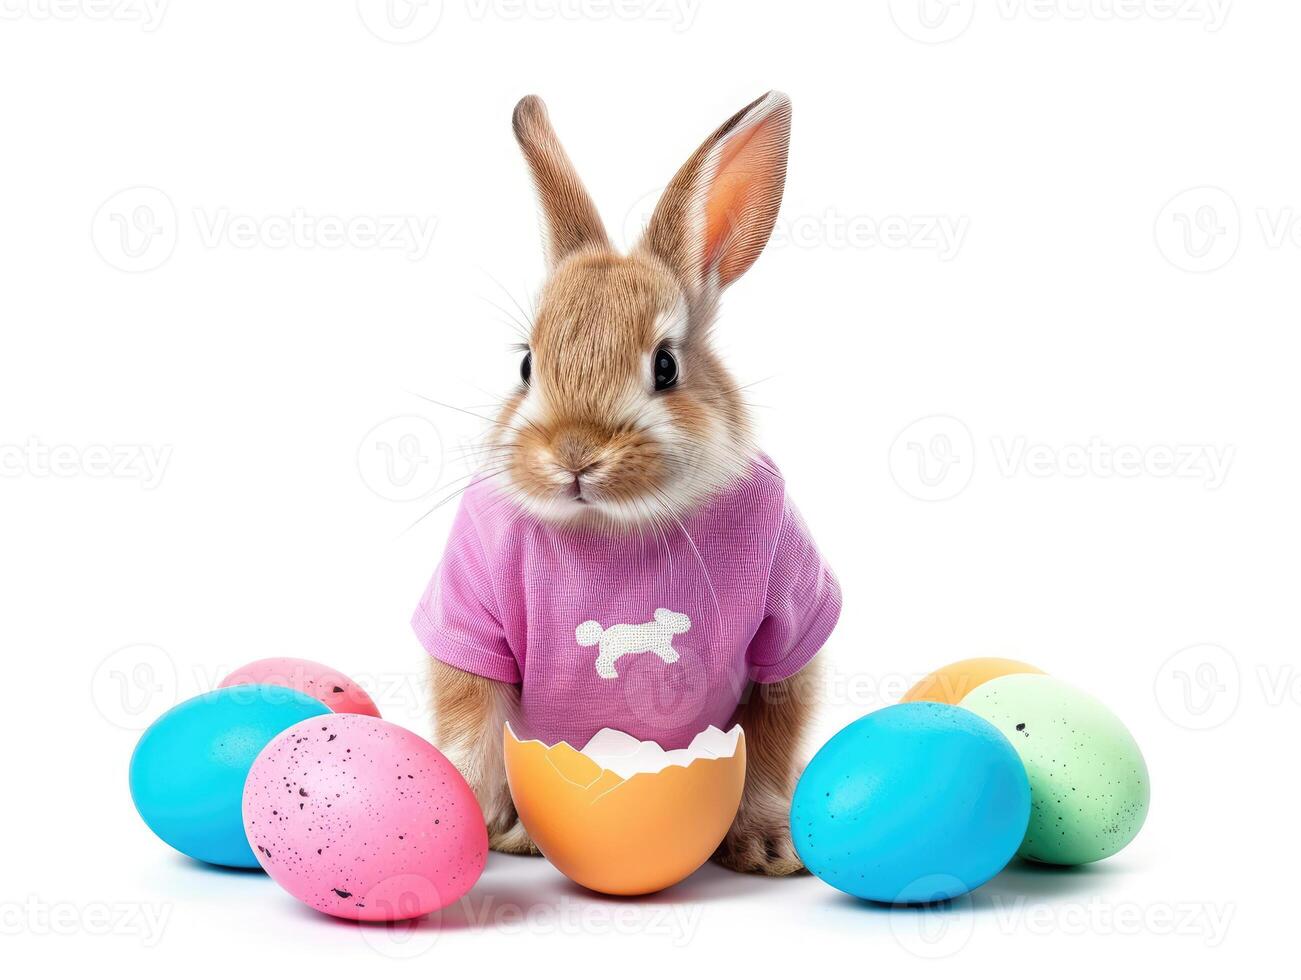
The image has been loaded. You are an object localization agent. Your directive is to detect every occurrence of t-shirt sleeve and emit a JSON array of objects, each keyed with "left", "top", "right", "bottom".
[
  {"left": 746, "top": 496, "right": 842, "bottom": 684},
  {"left": 411, "top": 499, "right": 521, "bottom": 684}
]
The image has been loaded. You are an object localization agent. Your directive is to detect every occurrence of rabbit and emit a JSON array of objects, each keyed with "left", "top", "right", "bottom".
[{"left": 418, "top": 92, "right": 840, "bottom": 875}]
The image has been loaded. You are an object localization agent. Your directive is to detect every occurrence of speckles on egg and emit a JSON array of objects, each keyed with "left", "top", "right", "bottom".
[
  {"left": 960, "top": 674, "right": 1150, "bottom": 866},
  {"left": 218, "top": 658, "right": 383, "bottom": 718},
  {"left": 242, "top": 714, "right": 488, "bottom": 921}
]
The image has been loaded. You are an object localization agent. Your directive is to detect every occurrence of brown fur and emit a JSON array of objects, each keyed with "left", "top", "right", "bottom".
[
  {"left": 431, "top": 92, "right": 819, "bottom": 875},
  {"left": 430, "top": 659, "right": 538, "bottom": 855},
  {"left": 512, "top": 96, "right": 609, "bottom": 268},
  {"left": 504, "top": 249, "right": 749, "bottom": 518},
  {"left": 641, "top": 92, "right": 792, "bottom": 293},
  {"left": 714, "top": 660, "right": 821, "bottom": 875}
]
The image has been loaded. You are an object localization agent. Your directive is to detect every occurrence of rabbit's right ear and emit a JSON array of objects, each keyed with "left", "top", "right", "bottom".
[
  {"left": 639, "top": 91, "right": 791, "bottom": 300},
  {"left": 513, "top": 95, "right": 610, "bottom": 269}
]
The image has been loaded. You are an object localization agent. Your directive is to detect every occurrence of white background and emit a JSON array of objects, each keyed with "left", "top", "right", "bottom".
[{"left": 1, "top": 0, "right": 1292, "bottom": 974}]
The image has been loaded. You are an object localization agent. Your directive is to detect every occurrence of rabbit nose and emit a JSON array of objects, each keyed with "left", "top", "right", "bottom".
[
  {"left": 563, "top": 463, "right": 599, "bottom": 499},
  {"left": 550, "top": 427, "right": 605, "bottom": 475},
  {"left": 547, "top": 434, "right": 602, "bottom": 500}
]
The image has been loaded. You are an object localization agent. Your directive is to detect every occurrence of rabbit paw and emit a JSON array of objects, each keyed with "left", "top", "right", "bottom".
[
  {"left": 489, "top": 818, "right": 540, "bottom": 856},
  {"left": 713, "top": 815, "right": 804, "bottom": 876}
]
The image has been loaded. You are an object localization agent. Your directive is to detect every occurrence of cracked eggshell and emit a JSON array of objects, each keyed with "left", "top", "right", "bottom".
[
  {"left": 960, "top": 674, "right": 1150, "bottom": 866},
  {"left": 503, "top": 724, "right": 745, "bottom": 896},
  {"left": 218, "top": 657, "right": 381, "bottom": 717},
  {"left": 243, "top": 714, "right": 487, "bottom": 921}
]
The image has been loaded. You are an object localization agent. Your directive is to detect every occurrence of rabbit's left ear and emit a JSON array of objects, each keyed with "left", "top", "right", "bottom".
[
  {"left": 513, "top": 95, "right": 610, "bottom": 269},
  {"left": 639, "top": 91, "right": 791, "bottom": 298}
]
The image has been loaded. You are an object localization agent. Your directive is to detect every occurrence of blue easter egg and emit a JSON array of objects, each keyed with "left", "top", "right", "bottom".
[
  {"left": 129, "top": 684, "right": 330, "bottom": 867},
  {"left": 791, "top": 702, "right": 1030, "bottom": 903}
]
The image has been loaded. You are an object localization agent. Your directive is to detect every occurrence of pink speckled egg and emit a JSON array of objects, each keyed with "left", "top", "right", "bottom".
[
  {"left": 242, "top": 714, "right": 487, "bottom": 921},
  {"left": 219, "top": 658, "right": 381, "bottom": 717}
]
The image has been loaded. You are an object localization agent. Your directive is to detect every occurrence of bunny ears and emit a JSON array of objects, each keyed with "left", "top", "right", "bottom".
[
  {"left": 512, "top": 92, "right": 792, "bottom": 300},
  {"left": 512, "top": 96, "right": 610, "bottom": 269},
  {"left": 641, "top": 91, "right": 791, "bottom": 295}
]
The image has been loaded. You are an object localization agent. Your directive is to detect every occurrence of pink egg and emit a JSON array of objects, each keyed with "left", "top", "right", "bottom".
[
  {"left": 242, "top": 714, "right": 488, "bottom": 921},
  {"left": 219, "top": 657, "right": 381, "bottom": 717}
]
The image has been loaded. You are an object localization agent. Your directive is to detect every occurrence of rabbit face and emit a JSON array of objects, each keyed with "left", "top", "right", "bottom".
[
  {"left": 493, "top": 93, "right": 791, "bottom": 527},
  {"left": 499, "top": 249, "right": 750, "bottom": 525}
]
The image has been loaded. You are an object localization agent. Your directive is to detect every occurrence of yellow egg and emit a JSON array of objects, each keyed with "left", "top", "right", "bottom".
[
  {"left": 503, "top": 724, "right": 745, "bottom": 896},
  {"left": 902, "top": 657, "right": 1045, "bottom": 705}
]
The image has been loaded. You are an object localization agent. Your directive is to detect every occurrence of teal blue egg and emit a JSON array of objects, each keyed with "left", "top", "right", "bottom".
[
  {"left": 129, "top": 685, "right": 330, "bottom": 867},
  {"left": 791, "top": 702, "right": 1030, "bottom": 903}
]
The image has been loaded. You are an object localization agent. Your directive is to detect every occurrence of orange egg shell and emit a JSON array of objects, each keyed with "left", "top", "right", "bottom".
[
  {"left": 902, "top": 657, "right": 1046, "bottom": 705},
  {"left": 503, "top": 726, "right": 746, "bottom": 896}
]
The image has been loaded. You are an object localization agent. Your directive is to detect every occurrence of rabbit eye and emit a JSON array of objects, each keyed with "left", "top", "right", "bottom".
[
  {"left": 520, "top": 350, "right": 532, "bottom": 386},
  {"left": 653, "top": 347, "right": 678, "bottom": 391}
]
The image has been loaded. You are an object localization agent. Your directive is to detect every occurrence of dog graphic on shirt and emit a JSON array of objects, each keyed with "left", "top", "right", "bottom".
[{"left": 576, "top": 608, "right": 691, "bottom": 679}]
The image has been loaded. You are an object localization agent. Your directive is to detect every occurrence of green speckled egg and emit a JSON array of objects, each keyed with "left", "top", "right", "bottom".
[{"left": 960, "top": 674, "right": 1149, "bottom": 865}]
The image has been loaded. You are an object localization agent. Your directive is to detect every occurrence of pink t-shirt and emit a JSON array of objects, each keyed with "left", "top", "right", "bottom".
[{"left": 411, "top": 457, "right": 840, "bottom": 750}]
